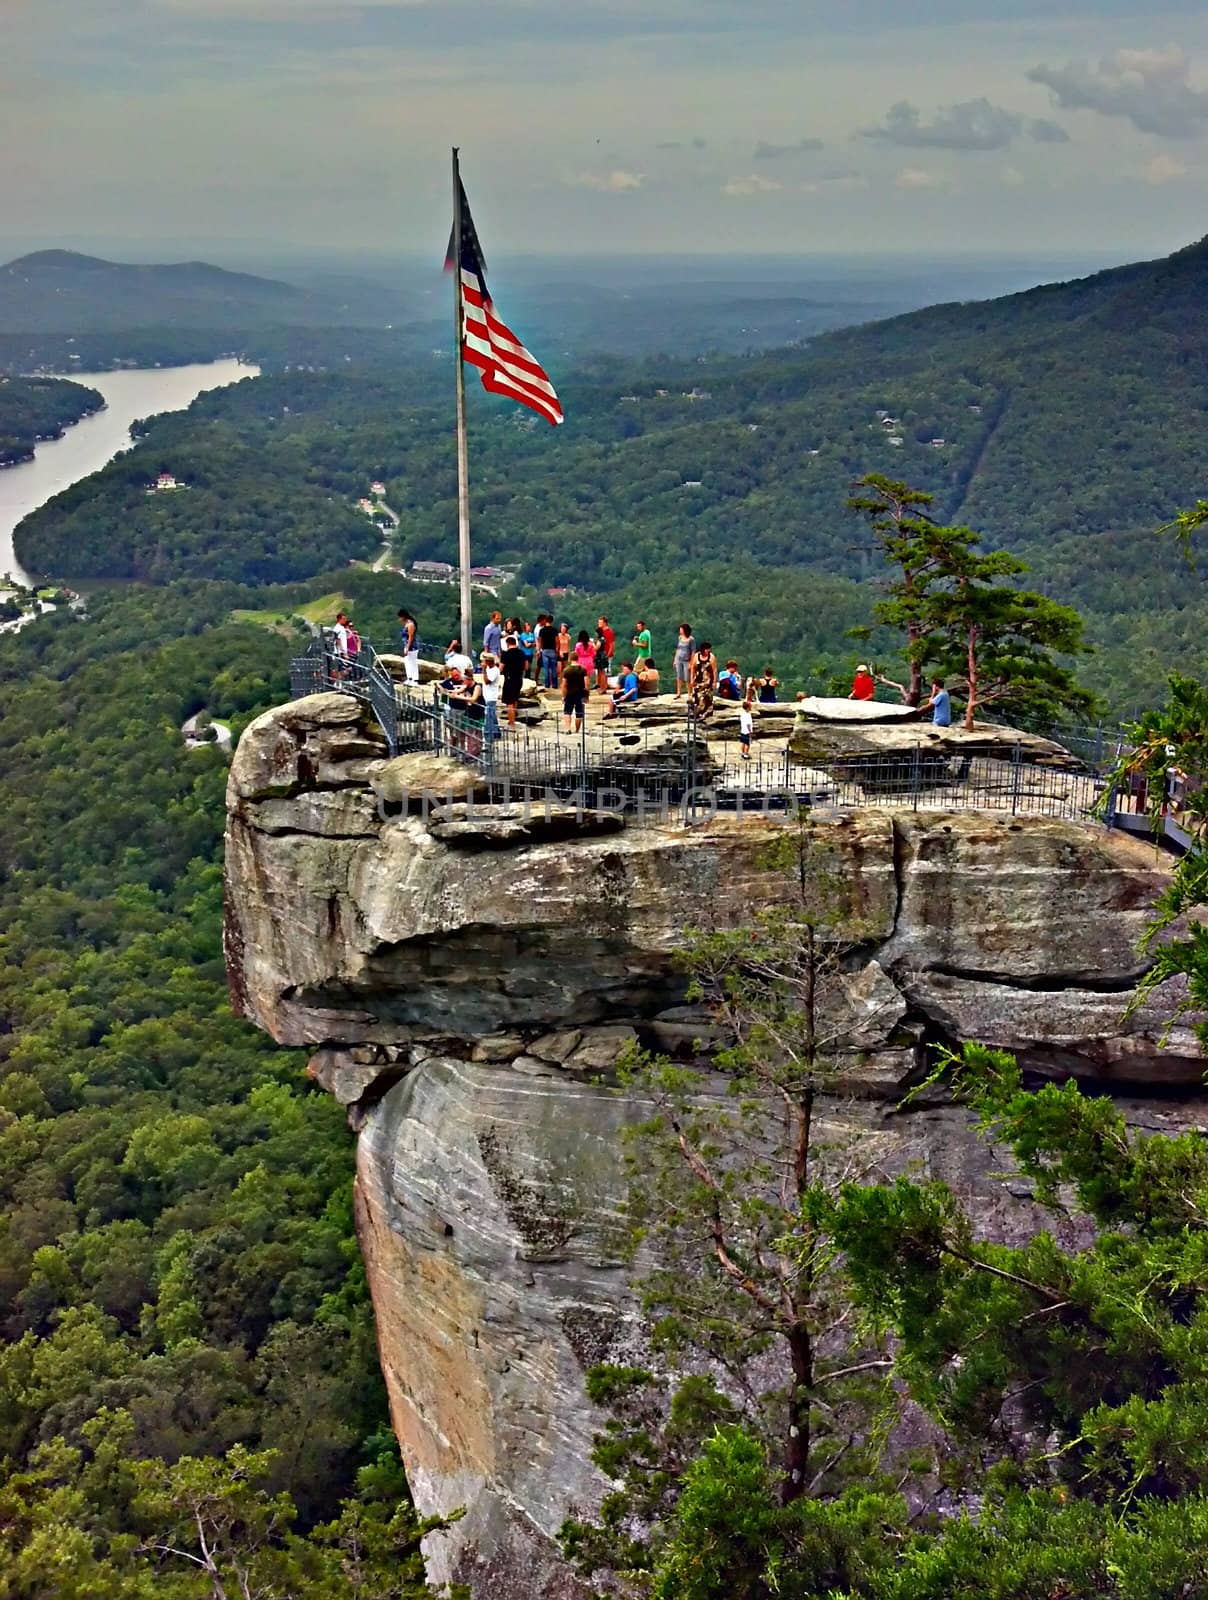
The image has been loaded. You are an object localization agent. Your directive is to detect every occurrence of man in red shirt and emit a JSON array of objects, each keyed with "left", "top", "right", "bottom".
[
  {"left": 596, "top": 616, "right": 616, "bottom": 690},
  {"left": 849, "top": 663, "right": 876, "bottom": 701}
]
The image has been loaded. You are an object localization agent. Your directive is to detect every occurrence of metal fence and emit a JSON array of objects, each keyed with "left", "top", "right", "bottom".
[
  {"left": 287, "top": 644, "right": 1108, "bottom": 828},
  {"left": 289, "top": 636, "right": 401, "bottom": 755}
]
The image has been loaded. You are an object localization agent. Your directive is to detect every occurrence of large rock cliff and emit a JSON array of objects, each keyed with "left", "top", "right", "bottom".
[{"left": 224, "top": 694, "right": 1202, "bottom": 1596}]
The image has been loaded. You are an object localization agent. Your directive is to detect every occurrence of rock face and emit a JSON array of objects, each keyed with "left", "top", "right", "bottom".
[{"left": 224, "top": 694, "right": 1203, "bottom": 1596}]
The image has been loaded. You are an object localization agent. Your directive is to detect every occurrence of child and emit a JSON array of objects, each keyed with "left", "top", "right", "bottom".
[{"left": 739, "top": 696, "right": 754, "bottom": 761}]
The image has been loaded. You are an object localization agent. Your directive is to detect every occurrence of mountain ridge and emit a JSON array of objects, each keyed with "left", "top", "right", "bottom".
[{"left": 0, "top": 249, "right": 387, "bottom": 332}]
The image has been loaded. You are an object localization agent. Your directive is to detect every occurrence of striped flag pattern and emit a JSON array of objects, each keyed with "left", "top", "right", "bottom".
[{"left": 446, "top": 179, "right": 563, "bottom": 427}]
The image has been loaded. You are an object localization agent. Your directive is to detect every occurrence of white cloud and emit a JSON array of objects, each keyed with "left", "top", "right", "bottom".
[
  {"left": 563, "top": 169, "right": 645, "bottom": 191},
  {"left": 1001, "top": 164, "right": 1025, "bottom": 186},
  {"left": 721, "top": 173, "right": 783, "bottom": 195},
  {"left": 896, "top": 166, "right": 944, "bottom": 189},
  {"left": 1029, "top": 47, "right": 1208, "bottom": 138},
  {"left": 1134, "top": 151, "right": 1189, "bottom": 185}
]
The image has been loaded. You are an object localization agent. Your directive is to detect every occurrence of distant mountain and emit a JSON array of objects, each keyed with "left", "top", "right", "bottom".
[
  {"left": 13, "top": 233, "right": 1208, "bottom": 709},
  {"left": 0, "top": 250, "right": 398, "bottom": 333}
]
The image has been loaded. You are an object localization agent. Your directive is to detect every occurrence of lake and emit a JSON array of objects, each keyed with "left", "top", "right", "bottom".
[{"left": 0, "top": 358, "right": 258, "bottom": 586}]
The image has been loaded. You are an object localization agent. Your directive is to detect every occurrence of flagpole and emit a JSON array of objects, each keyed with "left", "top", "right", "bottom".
[{"left": 452, "top": 147, "right": 473, "bottom": 657}]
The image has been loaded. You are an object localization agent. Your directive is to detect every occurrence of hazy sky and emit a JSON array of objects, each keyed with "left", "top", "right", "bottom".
[{"left": 6, "top": 0, "right": 1208, "bottom": 260}]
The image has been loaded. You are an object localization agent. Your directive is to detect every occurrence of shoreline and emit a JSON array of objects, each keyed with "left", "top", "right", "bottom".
[{"left": 0, "top": 399, "right": 109, "bottom": 469}]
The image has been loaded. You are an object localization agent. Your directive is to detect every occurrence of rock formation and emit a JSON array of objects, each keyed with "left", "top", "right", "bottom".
[{"left": 224, "top": 692, "right": 1203, "bottom": 1596}]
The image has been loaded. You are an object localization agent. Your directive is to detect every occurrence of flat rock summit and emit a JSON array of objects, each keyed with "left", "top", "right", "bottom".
[{"left": 224, "top": 691, "right": 1204, "bottom": 1596}]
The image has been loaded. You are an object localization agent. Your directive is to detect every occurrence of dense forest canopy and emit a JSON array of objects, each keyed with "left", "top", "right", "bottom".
[
  {"left": 14, "top": 232, "right": 1208, "bottom": 709},
  {"left": 0, "top": 585, "right": 465, "bottom": 1593},
  {"left": 0, "top": 374, "right": 105, "bottom": 468}
]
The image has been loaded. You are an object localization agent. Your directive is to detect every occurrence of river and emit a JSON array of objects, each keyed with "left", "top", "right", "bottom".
[{"left": 0, "top": 358, "right": 258, "bottom": 587}]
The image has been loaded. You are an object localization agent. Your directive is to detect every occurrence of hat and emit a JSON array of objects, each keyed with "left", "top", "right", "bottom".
[{"left": 857, "top": 663, "right": 870, "bottom": 674}]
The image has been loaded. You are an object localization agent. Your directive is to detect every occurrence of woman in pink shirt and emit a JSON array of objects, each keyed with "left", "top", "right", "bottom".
[{"left": 574, "top": 630, "right": 596, "bottom": 690}]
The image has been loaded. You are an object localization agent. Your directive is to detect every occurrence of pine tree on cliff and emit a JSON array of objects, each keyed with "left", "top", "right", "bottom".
[
  {"left": 560, "top": 819, "right": 905, "bottom": 1583},
  {"left": 850, "top": 473, "right": 1092, "bottom": 731},
  {"left": 563, "top": 797, "right": 1208, "bottom": 1597}
]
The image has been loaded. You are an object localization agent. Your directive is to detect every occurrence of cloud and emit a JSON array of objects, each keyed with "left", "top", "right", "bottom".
[
  {"left": 1135, "top": 151, "right": 1189, "bottom": 185},
  {"left": 861, "top": 97, "right": 1070, "bottom": 152},
  {"left": 656, "top": 136, "right": 707, "bottom": 150},
  {"left": 801, "top": 169, "right": 867, "bottom": 193},
  {"left": 1028, "top": 47, "right": 1208, "bottom": 138},
  {"left": 896, "top": 166, "right": 944, "bottom": 189},
  {"left": 721, "top": 173, "right": 783, "bottom": 196},
  {"left": 563, "top": 169, "right": 645, "bottom": 191},
  {"left": 1029, "top": 117, "right": 1071, "bottom": 144},
  {"left": 753, "top": 136, "right": 824, "bottom": 160},
  {"left": 1001, "top": 164, "right": 1025, "bottom": 186}
]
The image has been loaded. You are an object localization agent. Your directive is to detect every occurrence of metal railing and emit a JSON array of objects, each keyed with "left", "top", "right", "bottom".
[
  {"left": 287, "top": 650, "right": 1108, "bottom": 828},
  {"left": 289, "top": 637, "right": 401, "bottom": 755}
]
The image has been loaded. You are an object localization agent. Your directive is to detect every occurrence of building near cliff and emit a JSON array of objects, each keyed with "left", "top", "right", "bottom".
[{"left": 224, "top": 690, "right": 1202, "bottom": 1598}]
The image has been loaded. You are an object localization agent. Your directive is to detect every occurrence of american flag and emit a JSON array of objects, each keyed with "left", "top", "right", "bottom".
[{"left": 446, "top": 177, "right": 563, "bottom": 427}]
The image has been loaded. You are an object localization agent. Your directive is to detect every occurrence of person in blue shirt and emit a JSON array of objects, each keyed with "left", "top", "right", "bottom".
[
  {"left": 926, "top": 677, "right": 952, "bottom": 727},
  {"left": 481, "top": 610, "right": 502, "bottom": 659},
  {"left": 602, "top": 661, "right": 640, "bottom": 719}
]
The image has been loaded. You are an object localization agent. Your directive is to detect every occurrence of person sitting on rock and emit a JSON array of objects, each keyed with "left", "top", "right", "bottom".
[
  {"left": 717, "top": 660, "right": 743, "bottom": 701},
  {"left": 603, "top": 661, "right": 640, "bottom": 719}
]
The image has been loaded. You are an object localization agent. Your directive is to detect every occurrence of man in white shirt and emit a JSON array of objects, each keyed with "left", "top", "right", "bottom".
[
  {"left": 329, "top": 618, "right": 353, "bottom": 680},
  {"left": 444, "top": 638, "right": 474, "bottom": 676}
]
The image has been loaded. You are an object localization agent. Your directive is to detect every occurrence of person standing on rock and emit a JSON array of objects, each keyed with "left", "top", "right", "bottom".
[
  {"left": 849, "top": 662, "right": 876, "bottom": 701},
  {"left": 556, "top": 621, "right": 572, "bottom": 685},
  {"left": 562, "top": 654, "right": 588, "bottom": 735},
  {"left": 926, "top": 677, "right": 952, "bottom": 727},
  {"left": 594, "top": 625, "right": 612, "bottom": 693},
  {"left": 632, "top": 619, "right": 652, "bottom": 671},
  {"left": 397, "top": 610, "right": 419, "bottom": 685},
  {"left": 481, "top": 652, "right": 502, "bottom": 741},
  {"left": 754, "top": 665, "right": 779, "bottom": 703},
  {"left": 574, "top": 629, "right": 596, "bottom": 687},
  {"left": 482, "top": 610, "right": 502, "bottom": 661},
  {"left": 739, "top": 694, "right": 754, "bottom": 760},
  {"left": 501, "top": 633, "right": 526, "bottom": 729},
  {"left": 596, "top": 616, "right": 616, "bottom": 682},
  {"left": 673, "top": 622, "right": 695, "bottom": 698},
  {"left": 689, "top": 640, "right": 717, "bottom": 722},
  {"left": 519, "top": 619, "right": 535, "bottom": 679},
  {"left": 537, "top": 614, "right": 559, "bottom": 691}
]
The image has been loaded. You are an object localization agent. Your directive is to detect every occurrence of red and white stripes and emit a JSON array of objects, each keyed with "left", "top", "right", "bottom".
[{"left": 460, "top": 268, "right": 563, "bottom": 427}]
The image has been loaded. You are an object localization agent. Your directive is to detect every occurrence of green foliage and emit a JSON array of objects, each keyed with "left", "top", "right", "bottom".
[
  {"left": 0, "top": 374, "right": 104, "bottom": 469},
  {"left": 13, "top": 246, "right": 1208, "bottom": 709},
  {"left": 849, "top": 474, "right": 1092, "bottom": 728},
  {"left": 1103, "top": 672, "right": 1208, "bottom": 1043},
  {"left": 567, "top": 892, "right": 1208, "bottom": 1599},
  {"left": 0, "top": 585, "right": 454, "bottom": 1592}
]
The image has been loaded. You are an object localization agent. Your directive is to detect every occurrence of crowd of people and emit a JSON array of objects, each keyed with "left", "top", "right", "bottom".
[{"left": 327, "top": 611, "right": 955, "bottom": 744}]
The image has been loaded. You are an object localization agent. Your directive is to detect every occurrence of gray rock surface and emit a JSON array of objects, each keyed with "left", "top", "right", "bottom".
[{"left": 223, "top": 693, "right": 1205, "bottom": 1596}]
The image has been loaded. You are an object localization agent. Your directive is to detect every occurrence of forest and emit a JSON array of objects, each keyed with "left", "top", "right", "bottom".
[
  {"left": 0, "top": 585, "right": 462, "bottom": 1595},
  {"left": 0, "top": 375, "right": 105, "bottom": 468},
  {"left": 13, "top": 235, "right": 1208, "bottom": 710}
]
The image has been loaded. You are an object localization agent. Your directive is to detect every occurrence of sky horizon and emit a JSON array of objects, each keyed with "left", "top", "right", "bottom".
[{"left": 7, "top": 1, "right": 1208, "bottom": 260}]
